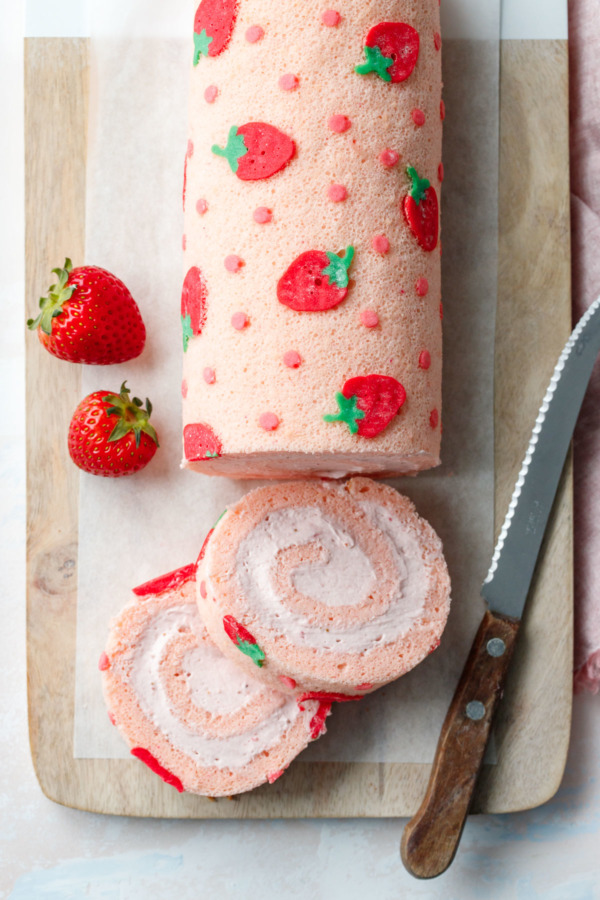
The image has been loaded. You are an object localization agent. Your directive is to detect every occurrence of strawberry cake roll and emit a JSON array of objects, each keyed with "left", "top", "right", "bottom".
[
  {"left": 101, "top": 564, "right": 332, "bottom": 796},
  {"left": 196, "top": 478, "right": 451, "bottom": 697},
  {"left": 181, "top": 0, "right": 443, "bottom": 478}
]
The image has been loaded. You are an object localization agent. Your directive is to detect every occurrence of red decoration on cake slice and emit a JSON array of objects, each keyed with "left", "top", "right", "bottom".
[
  {"left": 193, "top": 0, "right": 239, "bottom": 64},
  {"left": 223, "top": 615, "right": 266, "bottom": 667},
  {"left": 277, "top": 246, "right": 355, "bottom": 311},
  {"left": 324, "top": 375, "right": 406, "bottom": 438},
  {"left": 297, "top": 691, "right": 364, "bottom": 703},
  {"left": 355, "top": 22, "right": 420, "bottom": 83},
  {"left": 184, "top": 423, "right": 223, "bottom": 460},
  {"left": 133, "top": 564, "right": 197, "bottom": 598},
  {"left": 212, "top": 123, "right": 295, "bottom": 181},
  {"left": 402, "top": 166, "right": 439, "bottom": 252},
  {"left": 131, "top": 747, "right": 185, "bottom": 792},
  {"left": 181, "top": 266, "right": 208, "bottom": 352},
  {"left": 309, "top": 702, "right": 332, "bottom": 739}
]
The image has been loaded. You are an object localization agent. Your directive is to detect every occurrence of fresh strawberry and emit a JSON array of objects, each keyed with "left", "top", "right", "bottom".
[
  {"left": 278, "top": 246, "right": 355, "bottom": 312},
  {"left": 212, "top": 123, "right": 295, "bottom": 181},
  {"left": 193, "top": 0, "right": 239, "bottom": 64},
  {"left": 27, "top": 259, "right": 145, "bottom": 365},
  {"left": 223, "top": 615, "right": 265, "bottom": 667},
  {"left": 68, "top": 382, "right": 159, "bottom": 477},
  {"left": 181, "top": 266, "right": 208, "bottom": 352},
  {"left": 183, "top": 422, "right": 223, "bottom": 460},
  {"left": 324, "top": 374, "right": 406, "bottom": 438},
  {"left": 355, "top": 22, "right": 420, "bottom": 83},
  {"left": 403, "top": 166, "right": 439, "bottom": 252}
]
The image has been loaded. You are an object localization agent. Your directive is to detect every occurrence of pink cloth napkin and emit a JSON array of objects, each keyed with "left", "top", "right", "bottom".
[{"left": 569, "top": 0, "right": 600, "bottom": 693}]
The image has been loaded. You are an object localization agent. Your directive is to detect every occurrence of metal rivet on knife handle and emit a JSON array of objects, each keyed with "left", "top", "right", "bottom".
[
  {"left": 486, "top": 638, "right": 506, "bottom": 657},
  {"left": 465, "top": 701, "right": 486, "bottom": 721}
]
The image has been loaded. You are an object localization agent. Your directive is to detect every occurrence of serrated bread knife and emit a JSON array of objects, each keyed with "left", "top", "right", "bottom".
[{"left": 401, "top": 293, "right": 600, "bottom": 879}]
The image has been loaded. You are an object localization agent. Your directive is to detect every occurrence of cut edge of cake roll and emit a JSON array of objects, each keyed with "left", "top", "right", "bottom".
[
  {"left": 100, "top": 564, "right": 332, "bottom": 797},
  {"left": 181, "top": 0, "right": 443, "bottom": 480},
  {"left": 196, "top": 477, "right": 451, "bottom": 698}
]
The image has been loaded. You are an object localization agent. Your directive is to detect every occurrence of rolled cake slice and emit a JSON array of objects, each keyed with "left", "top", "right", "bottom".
[
  {"left": 182, "top": 0, "right": 443, "bottom": 478},
  {"left": 196, "top": 478, "right": 451, "bottom": 697},
  {"left": 101, "top": 564, "right": 331, "bottom": 796}
]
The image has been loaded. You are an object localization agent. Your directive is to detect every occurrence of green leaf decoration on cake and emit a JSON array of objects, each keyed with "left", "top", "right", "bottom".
[
  {"left": 193, "top": 29, "right": 213, "bottom": 66},
  {"left": 322, "top": 246, "right": 355, "bottom": 289},
  {"left": 323, "top": 392, "right": 366, "bottom": 435}
]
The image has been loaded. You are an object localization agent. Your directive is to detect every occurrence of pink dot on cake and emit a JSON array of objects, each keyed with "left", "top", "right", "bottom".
[
  {"left": 225, "top": 255, "right": 243, "bottom": 273},
  {"left": 245, "top": 25, "right": 264, "bottom": 43},
  {"left": 372, "top": 234, "right": 390, "bottom": 255},
  {"left": 328, "top": 183, "right": 347, "bottom": 202},
  {"left": 360, "top": 309, "right": 379, "bottom": 328},
  {"left": 259, "top": 412, "right": 280, "bottom": 431},
  {"left": 416, "top": 277, "right": 429, "bottom": 297},
  {"left": 283, "top": 350, "right": 302, "bottom": 368},
  {"left": 430, "top": 409, "right": 439, "bottom": 428},
  {"left": 412, "top": 108, "right": 426, "bottom": 127},
  {"left": 440, "top": 100, "right": 446, "bottom": 120},
  {"left": 181, "top": 379, "right": 188, "bottom": 399},
  {"left": 379, "top": 148, "right": 399, "bottom": 167},
  {"left": 196, "top": 198, "right": 208, "bottom": 215},
  {"left": 231, "top": 312, "right": 249, "bottom": 330},
  {"left": 419, "top": 350, "right": 431, "bottom": 370},
  {"left": 98, "top": 651, "right": 110, "bottom": 672},
  {"left": 434, "top": 32, "right": 442, "bottom": 50},
  {"left": 438, "top": 162, "right": 444, "bottom": 182},
  {"left": 322, "top": 9, "right": 340, "bottom": 26},
  {"left": 204, "top": 85, "right": 218, "bottom": 104},
  {"left": 279, "top": 73, "right": 299, "bottom": 91},
  {"left": 203, "top": 367, "right": 216, "bottom": 384},
  {"left": 328, "top": 114, "right": 351, "bottom": 133},
  {"left": 253, "top": 206, "right": 272, "bottom": 224}
]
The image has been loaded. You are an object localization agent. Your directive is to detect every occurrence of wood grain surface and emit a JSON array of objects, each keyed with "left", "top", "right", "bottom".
[{"left": 26, "top": 38, "right": 572, "bottom": 818}]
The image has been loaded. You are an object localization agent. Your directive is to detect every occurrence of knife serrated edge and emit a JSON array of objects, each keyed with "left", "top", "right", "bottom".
[{"left": 484, "top": 296, "right": 600, "bottom": 585}]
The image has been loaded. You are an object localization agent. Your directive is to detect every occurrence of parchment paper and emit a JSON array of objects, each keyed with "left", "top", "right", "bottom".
[{"left": 74, "top": 0, "right": 500, "bottom": 763}]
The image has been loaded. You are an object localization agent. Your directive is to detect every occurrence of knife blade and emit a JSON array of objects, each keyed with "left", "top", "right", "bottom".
[{"left": 401, "top": 293, "right": 600, "bottom": 880}]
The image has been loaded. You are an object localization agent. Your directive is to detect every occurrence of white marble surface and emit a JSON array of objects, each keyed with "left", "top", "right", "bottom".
[{"left": 3, "top": 1, "right": 600, "bottom": 898}]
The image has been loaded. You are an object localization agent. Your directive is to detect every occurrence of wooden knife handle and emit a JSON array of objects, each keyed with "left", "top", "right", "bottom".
[{"left": 401, "top": 609, "right": 520, "bottom": 879}]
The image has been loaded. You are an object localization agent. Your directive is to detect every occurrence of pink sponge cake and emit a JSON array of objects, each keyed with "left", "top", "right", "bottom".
[
  {"left": 101, "top": 564, "right": 332, "bottom": 796},
  {"left": 181, "top": 0, "right": 443, "bottom": 479},
  {"left": 196, "top": 478, "right": 451, "bottom": 698}
]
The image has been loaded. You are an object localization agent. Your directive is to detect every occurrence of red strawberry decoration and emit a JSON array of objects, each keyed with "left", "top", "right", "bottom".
[
  {"left": 131, "top": 747, "right": 184, "bottom": 792},
  {"left": 193, "top": 0, "right": 239, "bottom": 64},
  {"left": 183, "top": 422, "right": 223, "bottom": 460},
  {"left": 133, "top": 564, "right": 197, "bottom": 598},
  {"left": 223, "top": 615, "right": 265, "bottom": 667},
  {"left": 27, "top": 259, "right": 145, "bottom": 365},
  {"left": 181, "top": 266, "right": 208, "bottom": 352},
  {"left": 309, "top": 702, "right": 332, "bottom": 740},
  {"left": 355, "top": 22, "right": 420, "bottom": 83},
  {"left": 324, "top": 375, "right": 406, "bottom": 438},
  {"left": 278, "top": 246, "right": 355, "bottom": 312},
  {"left": 212, "top": 123, "right": 295, "bottom": 181},
  {"left": 403, "top": 166, "right": 439, "bottom": 252},
  {"left": 68, "top": 382, "right": 159, "bottom": 477}
]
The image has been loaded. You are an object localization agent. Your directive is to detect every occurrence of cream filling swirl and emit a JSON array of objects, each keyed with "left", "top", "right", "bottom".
[
  {"left": 235, "top": 502, "right": 430, "bottom": 653},
  {"left": 125, "top": 604, "right": 300, "bottom": 769}
]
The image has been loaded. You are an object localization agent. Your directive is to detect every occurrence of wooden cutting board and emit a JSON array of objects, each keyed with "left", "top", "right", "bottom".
[{"left": 25, "top": 37, "right": 572, "bottom": 818}]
